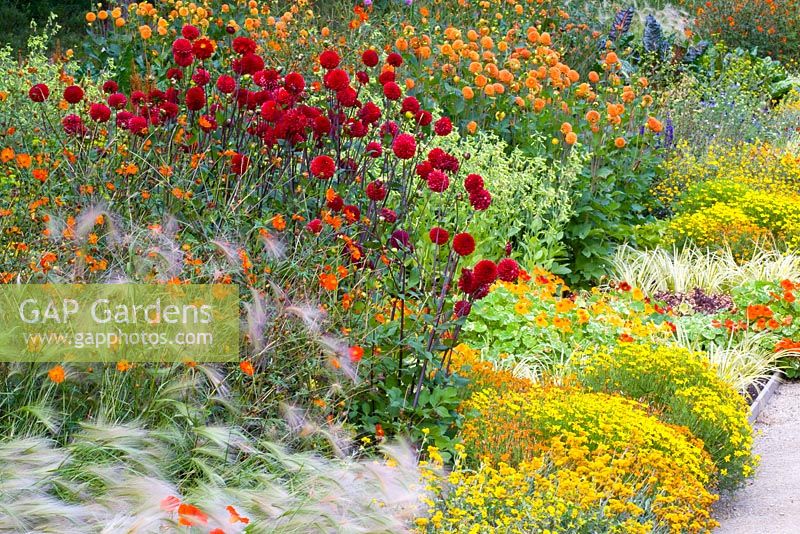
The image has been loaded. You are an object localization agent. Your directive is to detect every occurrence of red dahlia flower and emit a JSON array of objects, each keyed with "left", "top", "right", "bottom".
[
  {"left": 464, "top": 173, "right": 484, "bottom": 193},
  {"left": 63, "top": 85, "right": 84, "bottom": 104},
  {"left": 232, "top": 36, "right": 257, "bottom": 55},
  {"left": 429, "top": 227, "right": 450, "bottom": 245},
  {"left": 284, "top": 72, "right": 305, "bottom": 94},
  {"left": 392, "top": 133, "right": 416, "bottom": 159},
  {"left": 383, "top": 82, "right": 401, "bottom": 100},
  {"left": 171, "top": 38, "right": 194, "bottom": 67},
  {"left": 453, "top": 233, "right": 476, "bottom": 256},
  {"left": 62, "top": 114, "right": 85, "bottom": 136},
  {"left": 192, "top": 38, "right": 215, "bottom": 60},
  {"left": 497, "top": 258, "right": 521, "bottom": 282},
  {"left": 102, "top": 80, "right": 118, "bottom": 93},
  {"left": 469, "top": 189, "right": 492, "bottom": 210},
  {"left": 310, "top": 155, "right": 336, "bottom": 179},
  {"left": 29, "top": 83, "right": 50, "bottom": 102},
  {"left": 319, "top": 49, "right": 341, "bottom": 70},
  {"left": 323, "top": 69, "right": 350, "bottom": 91},
  {"left": 454, "top": 300, "right": 472, "bottom": 317},
  {"left": 362, "top": 49, "right": 379, "bottom": 67},
  {"left": 216, "top": 75, "right": 236, "bottom": 94},
  {"left": 387, "top": 52, "right": 403, "bottom": 67},
  {"left": 185, "top": 87, "right": 206, "bottom": 111},
  {"left": 181, "top": 24, "right": 200, "bottom": 40},
  {"left": 366, "top": 180, "right": 388, "bottom": 201},
  {"left": 427, "top": 170, "right": 450, "bottom": 193},
  {"left": 89, "top": 103, "right": 111, "bottom": 122},
  {"left": 306, "top": 219, "right": 323, "bottom": 234},
  {"left": 434, "top": 117, "right": 453, "bottom": 136},
  {"left": 473, "top": 260, "right": 498, "bottom": 286}
]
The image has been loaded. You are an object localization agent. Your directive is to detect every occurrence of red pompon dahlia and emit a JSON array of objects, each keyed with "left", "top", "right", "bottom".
[
  {"left": 232, "top": 36, "right": 257, "bottom": 55},
  {"left": 231, "top": 153, "right": 250, "bottom": 175},
  {"left": 497, "top": 258, "right": 521, "bottom": 282},
  {"left": 366, "top": 180, "right": 388, "bottom": 201},
  {"left": 380, "top": 208, "right": 398, "bottom": 223},
  {"left": 108, "top": 92, "right": 127, "bottom": 109},
  {"left": 427, "top": 170, "right": 450, "bottom": 193},
  {"left": 464, "top": 173, "right": 484, "bottom": 193},
  {"left": 387, "top": 52, "right": 403, "bottom": 67},
  {"left": 383, "top": 82, "right": 401, "bottom": 101},
  {"left": 61, "top": 114, "right": 85, "bottom": 136},
  {"left": 323, "top": 69, "right": 350, "bottom": 91},
  {"left": 127, "top": 115, "right": 148, "bottom": 135},
  {"left": 63, "top": 85, "right": 84, "bottom": 104},
  {"left": 473, "top": 260, "right": 498, "bottom": 286},
  {"left": 454, "top": 300, "right": 472, "bottom": 317},
  {"left": 319, "top": 49, "right": 341, "bottom": 70},
  {"left": 434, "top": 117, "right": 453, "bottom": 136},
  {"left": 362, "top": 49, "right": 379, "bottom": 67},
  {"left": 389, "top": 229, "right": 412, "bottom": 250},
  {"left": 89, "top": 103, "right": 111, "bottom": 122},
  {"left": 401, "top": 96, "right": 420, "bottom": 114},
  {"left": 192, "top": 68, "right": 211, "bottom": 86},
  {"left": 453, "top": 233, "right": 476, "bottom": 256},
  {"left": 102, "top": 80, "right": 118, "bottom": 94},
  {"left": 306, "top": 219, "right": 323, "bottom": 234},
  {"left": 458, "top": 268, "right": 475, "bottom": 293},
  {"left": 284, "top": 72, "right": 305, "bottom": 94},
  {"left": 29, "top": 84, "right": 49, "bottom": 102},
  {"left": 310, "top": 155, "right": 336, "bottom": 179},
  {"left": 185, "top": 87, "right": 206, "bottom": 111},
  {"left": 429, "top": 227, "right": 450, "bottom": 245},
  {"left": 171, "top": 38, "right": 194, "bottom": 67},
  {"left": 469, "top": 189, "right": 492, "bottom": 210},
  {"left": 392, "top": 133, "right": 416, "bottom": 160},
  {"left": 366, "top": 141, "right": 382, "bottom": 158},
  {"left": 181, "top": 24, "right": 200, "bottom": 40},
  {"left": 378, "top": 70, "right": 396, "bottom": 85},
  {"left": 216, "top": 75, "right": 236, "bottom": 94}
]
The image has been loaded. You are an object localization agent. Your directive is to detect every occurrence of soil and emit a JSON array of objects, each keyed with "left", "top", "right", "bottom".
[{"left": 714, "top": 381, "right": 800, "bottom": 533}]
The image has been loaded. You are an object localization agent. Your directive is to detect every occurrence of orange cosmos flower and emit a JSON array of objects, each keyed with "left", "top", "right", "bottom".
[
  {"left": 177, "top": 504, "right": 208, "bottom": 526},
  {"left": 48, "top": 365, "right": 65, "bottom": 384},
  {"left": 319, "top": 273, "right": 338, "bottom": 291},
  {"left": 239, "top": 360, "right": 254, "bottom": 376}
]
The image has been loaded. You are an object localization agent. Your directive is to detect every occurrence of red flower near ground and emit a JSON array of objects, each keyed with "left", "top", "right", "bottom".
[
  {"left": 28, "top": 83, "right": 50, "bottom": 102},
  {"left": 362, "top": 49, "right": 379, "bottom": 67},
  {"left": 469, "top": 189, "right": 492, "bottom": 210},
  {"left": 231, "top": 153, "right": 250, "bottom": 175},
  {"left": 429, "top": 227, "right": 450, "bottom": 245},
  {"left": 427, "top": 170, "right": 450, "bottom": 192},
  {"left": 319, "top": 49, "right": 341, "bottom": 69},
  {"left": 177, "top": 504, "right": 208, "bottom": 526}
]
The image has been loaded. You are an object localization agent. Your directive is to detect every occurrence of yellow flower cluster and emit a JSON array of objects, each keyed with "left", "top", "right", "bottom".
[
  {"left": 659, "top": 141, "right": 800, "bottom": 256},
  {"left": 578, "top": 343, "right": 756, "bottom": 490},
  {"left": 440, "top": 385, "right": 718, "bottom": 533}
]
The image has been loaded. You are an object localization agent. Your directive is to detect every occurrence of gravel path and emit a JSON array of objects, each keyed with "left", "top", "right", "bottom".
[{"left": 714, "top": 381, "right": 800, "bottom": 533}]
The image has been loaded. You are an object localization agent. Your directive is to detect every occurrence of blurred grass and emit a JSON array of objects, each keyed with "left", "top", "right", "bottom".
[{"left": 0, "top": 0, "right": 91, "bottom": 52}]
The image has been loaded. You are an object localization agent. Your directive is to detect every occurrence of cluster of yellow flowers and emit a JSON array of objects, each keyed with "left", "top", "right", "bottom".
[
  {"left": 578, "top": 343, "right": 756, "bottom": 490},
  {"left": 421, "top": 385, "right": 718, "bottom": 533},
  {"left": 659, "top": 140, "right": 800, "bottom": 256}
]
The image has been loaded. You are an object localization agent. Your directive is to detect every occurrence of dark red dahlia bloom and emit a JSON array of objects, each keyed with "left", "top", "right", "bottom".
[
  {"left": 108, "top": 92, "right": 127, "bottom": 109},
  {"left": 181, "top": 24, "right": 200, "bottom": 40},
  {"left": 116, "top": 111, "right": 133, "bottom": 129},
  {"left": 362, "top": 49, "right": 379, "bottom": 67},
  {"left": 473, "top": 260, "right": 498, "bottom": 287},
  {"left": 378, "top": 70, "right": 395, "bottom": 85},
  {"left": 231, "top": 153, "right": 250, "bottom": 175},
  {"left": 306, "top": 219, "right": 323, "bottom": 234},
  {"left": 428, "top": 227, "right": 450, "bottom": 245},
  {"left": 171, "top": 38, "right": 194, "bottom": 67},
  {"left": 458, "top": 268, "right": 475, "bottom": 293},
  {"left": 358, "top": 102, "right": 382, "bottom": 125},
  {"left": 319, "top": 49, "right": 341, "bottom": 70},
  {"left": 427, "top": 170, "right": 450, "bottom": 193},
  {"left": 131, "top": 91, "right": 146, "bottom": 105},
  {"left": 392, "top": 133, "right": 416, "bottom": 159},
  {"left": 380, "top": 120, "right": 399, "bottom": 138},
  {"left": 313, "top": 115, "right": 332, "bottom": 138},
  {"left": 89, "top": 103, "right": 111, "bottom": 122},
  {"left": 232, "top": 37, "right": 257, "bottom": 55},
  {"left": 453, "top": 233, "right": 476, "bottom": 256},
  {"left": 62, "top": 114, "right": 85, "bottom": 135},
  {"left": 127, "top": 115, "right": 148, "bottom": 135},
  {"left": 454, "top": 300, "right": 472, "bottom": 317},
  {"left": 416, "top": 161, "right": 433, "bottom": 179},
  {"left": 216, "top": 75, "right": 236, "bottom": 94},
  {"left": 472, "top": 284, "right": 491, "bottom": 300},
  {"left": 464, "top": 173, "right": 484, "bottom": 193},
  {"left": 383, "top": 82, "right": 401, "bottom": 100},
  {"left": 401, "top": 96, "right": 420, "bottom": 114},
  {"left": 192, "top": 69, "right": 211, "bottom": 86},
  {"left": 238, "top": 53, "right": 265, "bottom": 75},
  {"left": 337, "top": 86, "right": 359, "bottom": 107},
  {"left": 284, "top": 72, "right": 305, "bottom": 94},
  {"left": 323, "top": 69, "right": 350, "bottom": 91},
  {"left": 29, "top": 83, "right": 50, "bottom": 102},
  {"left": 185, "top": 87, "right": 206, "bottom": 111},
  {"left": 63, "top": 85, "right": 84, "bottom": 104},
  {"left": 102, "top": 80, "right": 118, "bottom": 94},
  {"left": 356, "top": 71, "right": 369, "bottom": 84},
  {"left": 469, "top": 189, "right": 492, "bottom": 211},
  {"left": 497, "top": 258, "right": 521, "bottom": 282},
  {"left": 380, "top": 208, "right": 397, "bottom": 223},
  {"left": 366, "top": 141, "right": 382, "bottom": 158},
  {"left": 387, "top": 52, "right": 403, "bottom": 67},
  {"left": 434, "top": 117, "right": 453, "bottom": 136},
  {"left": 389, "top": 229, "right": 412, "bottom": 250},
  {"left": 415, "top": 110, "right": 433, "bottom": 126},
  {"left": 310, "top": 155, "right": 336, "bottom": 179},
  {"left": 166, "top": 68, "right": 183, "bottom": 81},
  {"left": 366, "top": 180, "right": 387, "bottom": 201}
]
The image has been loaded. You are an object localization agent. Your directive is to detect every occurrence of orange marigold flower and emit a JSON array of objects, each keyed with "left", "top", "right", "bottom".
[
  {"left": 319, "top": 273, "right": 338, "bottom": 291},
  {"left": 177, "top": 503, "right": 208, "bottom": 526}
]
